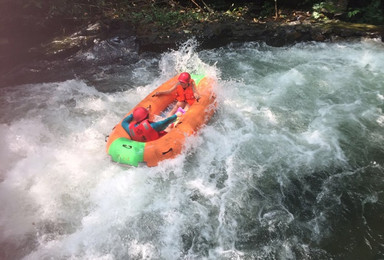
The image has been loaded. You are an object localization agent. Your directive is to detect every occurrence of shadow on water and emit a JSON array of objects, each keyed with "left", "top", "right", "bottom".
[
  {"left": 231, "top": 164, "right": 384, "bottom": 259},
  {"left": 0, "top": 36, "right": 162, "bottom": 92}
]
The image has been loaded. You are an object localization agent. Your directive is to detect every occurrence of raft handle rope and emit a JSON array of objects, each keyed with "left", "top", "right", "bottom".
[
  {"left": 123, "top": 144, "right": 133, "bottom": 149},
  {"left": 105, "top": 135, "right": 109, "bottom": 142},
  {"left": 162, "top": 148, "right": 173, "bottom": 155}
]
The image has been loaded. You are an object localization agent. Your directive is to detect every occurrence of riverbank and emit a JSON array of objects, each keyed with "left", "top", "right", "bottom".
[{"left": 0, "top": 7, "right": 383, "bottom": 87}]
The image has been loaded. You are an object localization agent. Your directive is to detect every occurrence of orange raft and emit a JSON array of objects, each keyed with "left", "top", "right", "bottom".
[{"left": 106, "top": 74, "right": 216, "bottom": 167}]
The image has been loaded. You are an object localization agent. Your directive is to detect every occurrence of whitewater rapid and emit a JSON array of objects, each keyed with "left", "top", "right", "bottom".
[{"left": 1, "top": 39, "right": 384, "bottom": 259}]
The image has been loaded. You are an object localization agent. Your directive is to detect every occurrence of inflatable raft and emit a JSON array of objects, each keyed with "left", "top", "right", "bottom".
[{"left": 106, "top": 74, "right": 216, "bottom": 167}]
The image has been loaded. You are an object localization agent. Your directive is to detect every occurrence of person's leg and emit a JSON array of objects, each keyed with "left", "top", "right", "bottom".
[{"left": 168, "top": 101, "right": 186, "bottom": 116}]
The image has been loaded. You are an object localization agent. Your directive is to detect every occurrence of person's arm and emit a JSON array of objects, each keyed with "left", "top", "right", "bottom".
[
  {"left": 154, "top": 83, "right": 178, "bottom": 96},
  {"left": 150, "top": 115, "right": 177, "bottom": 132},
  {"left": 121, "top": 114, "right": 133, "bottom": 133},
  {"left": 191, "top": 80, "right": 200, "bottom": 100}
]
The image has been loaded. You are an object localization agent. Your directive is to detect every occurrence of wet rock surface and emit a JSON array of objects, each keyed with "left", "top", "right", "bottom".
[{"left": 0, "top": 16, "right": 383, "bottom": 87}]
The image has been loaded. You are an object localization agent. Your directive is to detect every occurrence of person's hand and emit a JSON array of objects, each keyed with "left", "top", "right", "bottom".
[
  {"left": 176, "top": 111, "right": 183, "bottom": 117},
  {"left": 194, "top": 93, "right": 200, "bottom": 100}
]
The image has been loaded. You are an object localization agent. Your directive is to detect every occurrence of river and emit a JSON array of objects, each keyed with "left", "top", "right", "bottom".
[{"left": 1, "top": 38, "right": 384, "bottom": 259}]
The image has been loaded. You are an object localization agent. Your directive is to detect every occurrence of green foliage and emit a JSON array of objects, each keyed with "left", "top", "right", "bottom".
[
  {"left": 151, "top": 9, "right": 188, "bottom": 27},
  {"left": 224, "top": 4, "right": 249, "bottom": 19},
  {"left": 312, "top": 1, "right": 339, "bottom": 20},
  {"left": 311, "top": 0, "right": 384, "bottom": 24},
  {"left": 259, "top": 1, "right": 275, "bottom": 18},
  {"left": 359, "top": 0, "right": 384, "bottom": 24},
  {"left": 343, "top": 0, "right": 384, "bottom": 24},
  {"left": 347, "top": 9, "right": 360, "bottom": 19},
  {"left": 11, "top": 0, "right": 384, "bottom": 27},
  {"left": 129, "top": 7, "right": 206, "bottom": 28}
]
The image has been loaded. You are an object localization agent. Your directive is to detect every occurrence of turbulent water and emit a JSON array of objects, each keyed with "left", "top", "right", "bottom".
[{"left": 1, "top": 39, "right": 384, "bottom": 260}]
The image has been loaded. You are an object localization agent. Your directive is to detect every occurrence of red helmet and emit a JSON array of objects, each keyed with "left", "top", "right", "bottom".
[
  {"left": 133, "top": 107, "right": 149, "bottom": 122},
  {"left": 178, "top": 72, "right": 191, "bottom": 83}
]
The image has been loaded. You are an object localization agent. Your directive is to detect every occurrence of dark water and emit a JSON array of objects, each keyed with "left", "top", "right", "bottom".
[{"left": 0, "top": 39, "right": 384, "bottom": 259}]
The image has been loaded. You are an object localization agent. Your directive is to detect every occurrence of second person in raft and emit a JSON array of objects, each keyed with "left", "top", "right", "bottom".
[
  {"left": 122, "top": 107, "right": 182, "bottom": 142},
  {"left": 154, "top": 72, "right": 200, "bottom": 116}
]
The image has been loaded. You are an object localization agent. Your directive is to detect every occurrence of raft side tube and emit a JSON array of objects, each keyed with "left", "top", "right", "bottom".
[{"left": 108, "top": 138, "right": 145, "bottom": 167}]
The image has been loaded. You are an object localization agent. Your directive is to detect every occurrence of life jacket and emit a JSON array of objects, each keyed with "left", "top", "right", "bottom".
[
  {"left": 176, "top": 80, "right": 196, "bottom": 106},
  {"left": 128, "top": 119, "right": 159, "bottom": 142}
]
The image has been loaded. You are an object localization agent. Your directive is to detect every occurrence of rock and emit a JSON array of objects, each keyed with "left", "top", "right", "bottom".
[
  {"left": 1, "top": 13, "right": 383, "bottom": 87},
  {"left": 311, "top": 30, "right": 326, "bottom": 41}
]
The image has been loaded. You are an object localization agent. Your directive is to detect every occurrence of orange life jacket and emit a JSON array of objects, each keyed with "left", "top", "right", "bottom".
[
  {"left": 176, "top": 80, "right": 196, "bottom": 106},
  {"left": 128, "top": 119, "right": 159, "bottom": 142}
]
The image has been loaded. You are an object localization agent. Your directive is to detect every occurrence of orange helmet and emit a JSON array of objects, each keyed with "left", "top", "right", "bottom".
[
  {"left": 133, "top": 107, "right": 149, "bottom": 122},
  {"left": 178, "top": 72, "right": 191, "bottom": 83}
]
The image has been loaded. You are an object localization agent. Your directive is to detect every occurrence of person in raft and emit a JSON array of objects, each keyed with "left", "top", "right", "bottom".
[
  {"left": 122, "top": 107, "right": 182, "bottom": 142},
  {"left": 154, "top": 72, "right": 200, "bottom": 116}
]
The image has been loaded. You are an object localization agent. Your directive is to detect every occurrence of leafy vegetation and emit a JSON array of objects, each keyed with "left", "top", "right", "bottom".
[
  {"left": 350, "top": 0, "right": 384, "bottom": 24},
  {"left": 128, "top": 7, "right": 210, "bottom": 28},
  {"left": 5, "top": 0, "right": 384, "bottom": 25},
  {"left": 309, "top": 0, "right": 384, "bottom": 24}
]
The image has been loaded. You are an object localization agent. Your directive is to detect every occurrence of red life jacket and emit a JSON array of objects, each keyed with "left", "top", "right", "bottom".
[
  {"left": 128, "top": 119, "right": 159, "bottom": 142},
  {"left": 176, "top": 80, "right": 196, "bottom": 106}
]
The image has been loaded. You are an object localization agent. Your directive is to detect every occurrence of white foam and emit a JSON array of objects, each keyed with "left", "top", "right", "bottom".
[
  {"left": 187, "top": 178, "right": 219, "bottom": 197},
  {"left": 1, "top": 40, "right": 384, "bottom": 259}
]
